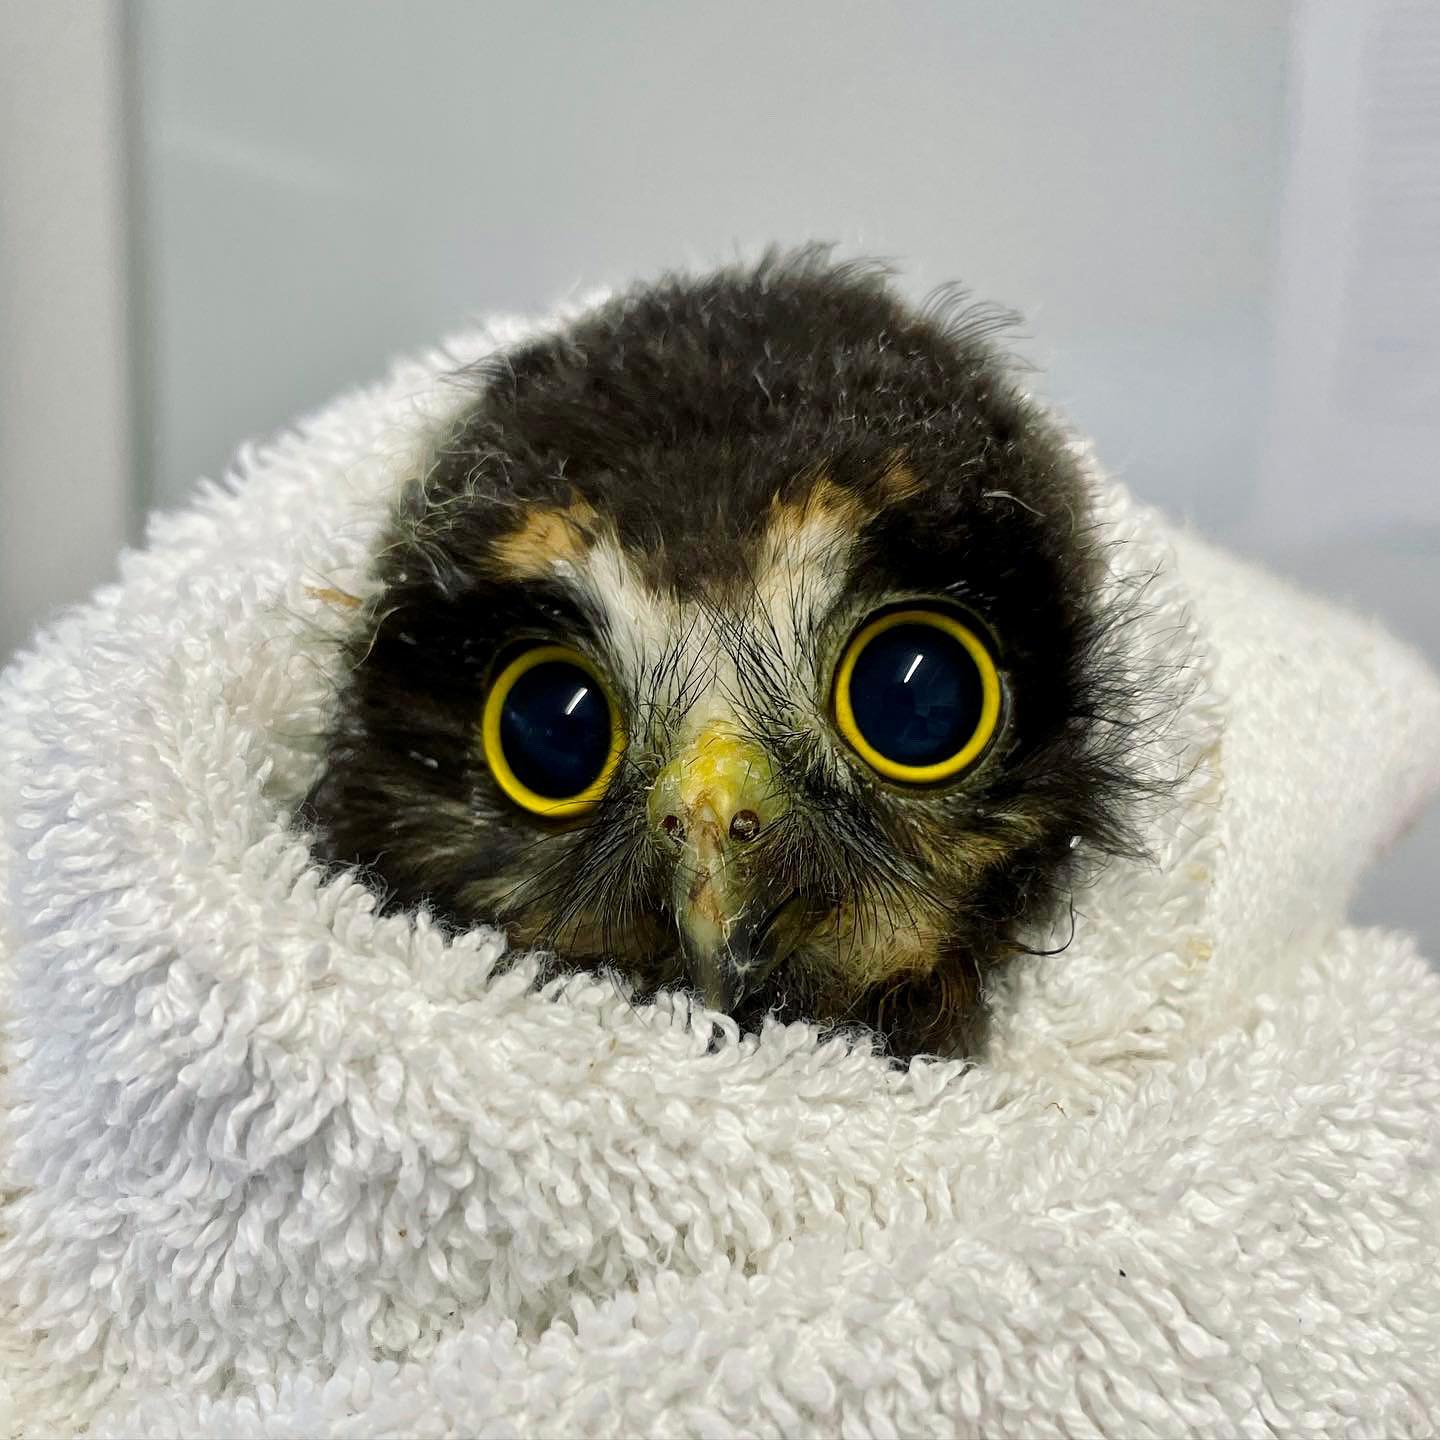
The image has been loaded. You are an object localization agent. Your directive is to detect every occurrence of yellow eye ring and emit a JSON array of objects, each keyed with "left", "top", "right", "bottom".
[
  {"left": 480, "top": 644, "right": 625, "bottom": 817},
  {"left": 832, "top": 608, "right": 1002, "bottom": 784}
]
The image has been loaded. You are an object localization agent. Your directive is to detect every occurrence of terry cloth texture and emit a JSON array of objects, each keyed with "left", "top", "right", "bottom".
[{"left": 1, "top": 317, "right": 1439, "bottom": 1439}]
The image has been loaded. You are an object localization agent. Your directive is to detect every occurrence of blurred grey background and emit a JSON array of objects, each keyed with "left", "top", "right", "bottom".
[{"left": 2, "top": 0, "right": 1436, "bottom": 947}]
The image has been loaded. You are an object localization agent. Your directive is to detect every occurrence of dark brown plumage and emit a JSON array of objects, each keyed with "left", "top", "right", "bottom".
[{"left": 306, "top": 250, "right": 1153, "bottom": 1058}]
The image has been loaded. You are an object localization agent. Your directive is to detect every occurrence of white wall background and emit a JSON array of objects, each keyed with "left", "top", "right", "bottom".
[
  {"left": 0, "top": 1, "right": 133, "bottom": 661},
  {"left": 133, "top": 0, "right": 1289, "bottom": 536},
  {"left": 2, "top": 0, "right": 1436, "bottom": 948}
]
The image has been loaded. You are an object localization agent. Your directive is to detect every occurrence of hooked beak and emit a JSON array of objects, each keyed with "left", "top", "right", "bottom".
[{"left": 647, "top": 724, "right": 794, "bottom": 1012}]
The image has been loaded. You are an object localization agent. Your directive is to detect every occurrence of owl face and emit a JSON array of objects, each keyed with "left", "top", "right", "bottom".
[{"left": 309, "top": 254, "right": 1142, "bottom": 1057}]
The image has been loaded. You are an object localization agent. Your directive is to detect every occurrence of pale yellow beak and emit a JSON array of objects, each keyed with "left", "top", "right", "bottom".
[{"left": 647, "top": 723, "right": 787, "bottom": 1010}]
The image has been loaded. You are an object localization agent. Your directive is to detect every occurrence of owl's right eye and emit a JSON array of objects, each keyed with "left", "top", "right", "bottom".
[
  {"left": 831, "top": 607, "right": 1002, "bottom": 784},
  {"left": 480, "top": 644, "right": 624, "bottom": 817}
]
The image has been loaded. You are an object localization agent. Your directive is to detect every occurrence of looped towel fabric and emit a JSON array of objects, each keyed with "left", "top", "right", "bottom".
[{"left": 1, "top": 317, "right": 1438, "bottom": 1437}]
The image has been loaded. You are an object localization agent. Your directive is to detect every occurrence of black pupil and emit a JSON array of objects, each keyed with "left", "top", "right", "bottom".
[
  {"left": 499, "top": 660, "right": 612, "bottom": 800},
  {"left": 847, "top": 622, "right": 987, "bottom": 769}
]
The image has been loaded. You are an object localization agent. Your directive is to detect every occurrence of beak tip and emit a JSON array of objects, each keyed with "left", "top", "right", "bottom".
[{"left": 693, "top": 956, "right": 739, "bottom": 1015}]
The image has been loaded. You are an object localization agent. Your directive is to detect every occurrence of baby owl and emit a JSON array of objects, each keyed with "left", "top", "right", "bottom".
[{"left": 308, "top": 251, "right": 1144, "bottom": 1058}]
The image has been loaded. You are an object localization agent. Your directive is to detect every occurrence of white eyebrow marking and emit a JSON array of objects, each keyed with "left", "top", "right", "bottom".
[{"left": 527, "top": 487, "right": 863, "bottom": 751}]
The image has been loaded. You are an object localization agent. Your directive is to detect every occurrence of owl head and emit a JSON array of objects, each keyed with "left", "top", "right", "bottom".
[{"left": 308, "top": 251, "right": 1149, "bottom": 1057}]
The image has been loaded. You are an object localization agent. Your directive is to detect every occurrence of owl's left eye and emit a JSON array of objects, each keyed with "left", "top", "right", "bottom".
[
  {"left": 480, "top": 644, "right": 625, "bottom": 817},
  {"left": 832, "top": 607, "right": 1002, "bottom": 783}
]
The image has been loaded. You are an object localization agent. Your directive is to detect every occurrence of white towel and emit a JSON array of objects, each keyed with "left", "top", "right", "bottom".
[{"left": 1, "top": 319, "right": 1438, "bottom": 1438}]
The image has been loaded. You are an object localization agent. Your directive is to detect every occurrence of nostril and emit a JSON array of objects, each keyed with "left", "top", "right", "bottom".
[
  {"left": 729, "top": 809, "right": 761, "bottom": 843},
  {"left": 661, "top": 813, "right": 684, "bottom": 842}
]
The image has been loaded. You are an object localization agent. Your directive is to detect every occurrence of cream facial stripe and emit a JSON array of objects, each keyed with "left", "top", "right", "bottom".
[
  {"left": 753, "top": 477, "right": 863, "bottom": 709},
  {"left": 489, "top": 493, "right": 862, "bottom": 746}
]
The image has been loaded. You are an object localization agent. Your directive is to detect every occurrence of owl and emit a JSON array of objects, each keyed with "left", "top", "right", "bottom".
[{"left": 307, "top": 251, "right": 1147, "bottom": 1059}]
